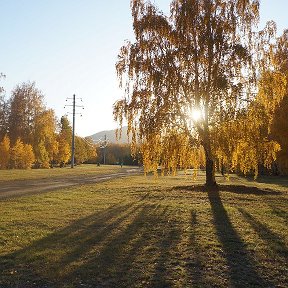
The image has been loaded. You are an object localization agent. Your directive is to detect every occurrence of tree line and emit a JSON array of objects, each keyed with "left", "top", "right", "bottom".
[
  {"left": 0, "top": 81, "right": 96, "bottom": 169},
  {"left": 95, "top": 143, "right": 140, "bottom": 166}
]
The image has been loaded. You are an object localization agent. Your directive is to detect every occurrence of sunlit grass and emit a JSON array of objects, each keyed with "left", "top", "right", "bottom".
[
  {"left": 0, "top": 164, "right": 127, "bottom": 182},
  {"left": 0, "top": 172, "right": 287, "bottom": 287}
]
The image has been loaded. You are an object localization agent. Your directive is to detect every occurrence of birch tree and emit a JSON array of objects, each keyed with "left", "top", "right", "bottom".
[{"left": 114, "top": 0, "right": 261, "bottom": 186}]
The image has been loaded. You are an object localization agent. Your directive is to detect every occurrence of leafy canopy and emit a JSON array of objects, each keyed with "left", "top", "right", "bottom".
[{"left": 114, "top": 0, "right": 264, "bottom": 181}]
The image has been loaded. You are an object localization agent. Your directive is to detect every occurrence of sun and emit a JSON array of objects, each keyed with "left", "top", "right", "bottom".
[{"left": 191, "top": 109, "right": 202, "bottom": 122}]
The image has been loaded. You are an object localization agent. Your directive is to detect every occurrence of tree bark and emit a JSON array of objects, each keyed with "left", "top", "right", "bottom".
[
  {"left": 205, "top": 156, "right": 216, "bottom": 187},
  {"left": 203, "top": 130, "right": 217, "bottom": 187}
]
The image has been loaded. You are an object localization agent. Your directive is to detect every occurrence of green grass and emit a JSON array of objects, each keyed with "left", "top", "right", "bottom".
[
  {"left": 0, "top": 172, "right": 287, "bottom": 287},
  {"left": 0, "top": 164, "right": 127, "bottom": 182}
]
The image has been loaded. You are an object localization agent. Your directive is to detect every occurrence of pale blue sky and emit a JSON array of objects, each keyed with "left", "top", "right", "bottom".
[{"left": 0, "top": 0, "right": 287, "bottom": 137}]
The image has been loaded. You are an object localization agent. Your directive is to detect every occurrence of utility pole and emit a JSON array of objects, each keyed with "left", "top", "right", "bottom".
[
  {"left": 71, "top": 94, "right": 76, "bottom": 168},
  {"left": 64, "top": 94, "right": 84, "bottom": 168},
  {"left": 103, "top": 134, "right": 107, "bottom": 165},
  {"left": 99, "top": 134, "right": 108, "bottom": 165}
]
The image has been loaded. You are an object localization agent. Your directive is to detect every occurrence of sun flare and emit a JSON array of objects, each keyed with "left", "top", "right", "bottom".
[{"left": 191, "top": 109, "right": 202, "bottom": 121}]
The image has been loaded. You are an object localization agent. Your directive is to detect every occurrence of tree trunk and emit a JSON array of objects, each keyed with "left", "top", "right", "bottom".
[
  {"left": 201, "top": 110, "right": 217, "bottom": 187},
  {"left": 205, "top": 156, "right": 216, "bottom": 187},
  {"left": 203, "top": 133, "right": 217, "bottom": 187}
]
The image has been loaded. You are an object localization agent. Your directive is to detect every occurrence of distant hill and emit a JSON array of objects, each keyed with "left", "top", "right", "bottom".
[{"left": 89, "top": 126, "right": 129, "bottom": 144}]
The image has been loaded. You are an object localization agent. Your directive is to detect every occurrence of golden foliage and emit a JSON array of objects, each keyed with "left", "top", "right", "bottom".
[
  {"left": 10, "top": 138, "right": 35, "bottom": 169},
  {"left": 257, "top": 71, "right": 286, "bottom": 130},
  {"left": 114, "top": 0, "right": 262, "bottom": 184},
  {"left": 141, "top": 131, "right": 205, "bottom": 176},
  {"left": 33, "top": 109, "right": 59, "bottom": 166},
  {"left": 0, "top": 135, "right": 10, "bottom": 169},
  {"left": 75, "top": 136, "right": 97, "bottom": 164},
  {"left": 0, "top": 83, "right": 98, "bottom": 169},
  {"left": 213, "top": 30, "right": 288, "bottom": 177},
  {"left": 55, "top": 135, "right": 71, "bottom": 165}
]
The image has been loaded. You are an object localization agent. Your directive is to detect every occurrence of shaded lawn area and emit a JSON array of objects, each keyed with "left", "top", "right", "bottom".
[{"left": 0, "top": 173, "right": 287, "bottom": 287}]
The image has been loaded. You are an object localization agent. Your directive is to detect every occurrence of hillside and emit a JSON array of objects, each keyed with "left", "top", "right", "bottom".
[{"left": 89, "top": 126, "right": 129, "bottom": 144}]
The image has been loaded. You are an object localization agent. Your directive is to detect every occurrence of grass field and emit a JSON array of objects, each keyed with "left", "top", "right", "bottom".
[
  {"left": 0, "top": 171, "right": 287, "bottom": 287},
  {"left": 0, "top": 165, "right": 126, "bottom": 182}
]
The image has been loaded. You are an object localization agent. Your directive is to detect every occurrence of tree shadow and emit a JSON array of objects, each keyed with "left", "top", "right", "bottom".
[
  {"left": 1, "top": 203, "right": 137, "bottom": 287},
  {"left": 65, "top": 204, "right": 181, "bottom": 288},
  {"left": 238, "top": 208, "right": 288, "bottom": 286},
  {"left": 246, "top": 175, "right": 288, "bottom": 189},
  {"left": 0, "top": 201, "right": 185, "bottom": 288},
  {"left": 185, "top": 210, "right": 205, "bottom": 287},
  {"left": 207, "top": 186, "right": 273, "bottom": 287},
  {"left": 1, "top": 184, "right": 284, "bottom": 287},
  {"left": 172, "top": 184, "right": 282, "bottom": 195},
  {"left": 270, "top": 205, "right": 288, "bottom": 224},
  {"left": 147, "top": 209, "right": 182, "bottom": 288},
  {"left": 238, "top": 208, "right": 288, "bottom": 258}
]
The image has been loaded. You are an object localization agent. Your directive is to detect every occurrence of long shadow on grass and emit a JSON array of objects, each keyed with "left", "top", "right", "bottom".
[
  {"left": 238, "top": 208, "right": 288, "bottom": 258},
  {"left": 173, "top": 184, "right": 282, "bottom": 195},
  {"left": 246, "top": 175, "right": 288, "bottom": 189},
  {"left": 0, "top": 203, "right": 141, "bottom": 287},
  {"left": 0, "top": 201, "right": 184, "bottom": 288},
  {"left": 61, "top": 204, "right": 182, "bottom": 287},
  {"left": 148, "top": 207, "right": 182, "bottom": 287},
  {"left": 186, "top": 210, "right": 205, "bottom": 286},
  {"left": 270, "top": 205, "right": 288, "bottom": 224},
  {"left": 238, "top": 208, "right": 288, "bottom": 286},
  {"left": 207, "top": 186, "right": 273, "bottom": 288}
]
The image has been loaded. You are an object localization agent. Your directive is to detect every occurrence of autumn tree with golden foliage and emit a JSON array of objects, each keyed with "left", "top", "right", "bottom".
[
  {"left": 1, "top": 81, "right": 96, "bottom": 169},
  {"left": 33, "top": 109, "right": 59, "bottom": 168},
  {"left": 0, "top": 134, "right": 10, "bottom": 169},
  {"left": 268, "top": 30, "right": 288, "bottom": 174},
  {"left": 114, "top": 0, "right": 265, "bottom": 186},
  {"left": 271, "top": 95, "right": 288, "bottom": 174},
  {"left": 6, "top": 82, "right": 60, "bottom": 168},
  {"left": 10, "top": 138, "right": 35, "bottom": 169},
  {"left": 8, "top": 82, "right": 45, "bottom": 145},
  {"left": 74, "top": 136, "right": 96, "bottom": 164},
  {"left": 55, "top": 116, "right": 72, "bottom": 166},
  {"left": 214, "top": 28, "right": 287, "bottom": 177}
]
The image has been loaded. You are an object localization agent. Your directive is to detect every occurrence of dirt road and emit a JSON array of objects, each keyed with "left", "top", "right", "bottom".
[{"left": 0, "top": 168, "right": 141, "bottom": 200}]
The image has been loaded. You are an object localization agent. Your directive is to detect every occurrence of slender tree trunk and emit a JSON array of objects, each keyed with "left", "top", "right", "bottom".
[
  {"left": 203, "top": 128, "right": 217, "bottom": 187},
  {"left": 205, "top": 154, "right": 216, "bottom": 187}
]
